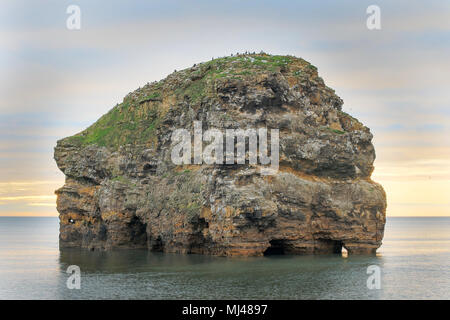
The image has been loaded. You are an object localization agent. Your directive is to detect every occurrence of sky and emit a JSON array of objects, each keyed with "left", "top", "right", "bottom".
[{"left": 0, "top": 0, "right": 449, "bottom": 217}]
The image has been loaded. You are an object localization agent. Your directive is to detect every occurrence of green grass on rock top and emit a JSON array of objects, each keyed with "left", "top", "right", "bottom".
[{"left": 62, "top": 53, "right": 320, "bottom": 150}]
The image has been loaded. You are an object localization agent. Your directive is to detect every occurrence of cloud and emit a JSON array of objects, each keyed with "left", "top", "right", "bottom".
[
  {"left": 27, "top": 202, "right": 56, "bottom": 207},
  {"left": 0, "top": 195, "right": 56, "bottom": 201}
]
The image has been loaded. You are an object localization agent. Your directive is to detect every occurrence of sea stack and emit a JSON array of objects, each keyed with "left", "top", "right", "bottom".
[{"left": 54, "top": 54, "right": 387, "bottom": 256}]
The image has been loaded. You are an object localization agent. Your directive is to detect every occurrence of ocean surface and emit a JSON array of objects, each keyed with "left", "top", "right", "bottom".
[{"left": 0, "top": 217, "right": 448, "bottom": 300}]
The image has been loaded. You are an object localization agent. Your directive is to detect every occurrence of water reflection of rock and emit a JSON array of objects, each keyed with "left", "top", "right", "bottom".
[
  {"left": 58, "top": 248, "right": 385, "bottom": 299},
  {"left": 58, "top": 248, "right": 220, "bottom": 273}
]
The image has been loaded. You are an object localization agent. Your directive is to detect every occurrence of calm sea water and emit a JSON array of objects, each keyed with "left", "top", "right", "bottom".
[{"left": 0, "top": 217, "right": 448, "bottom": 299}]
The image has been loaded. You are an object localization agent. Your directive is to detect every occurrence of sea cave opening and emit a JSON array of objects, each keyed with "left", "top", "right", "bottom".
[
  {"left": 341, "top": 246, "right": 348, "bottom": 257},
  {"left": 263, "top": 239, "right": 286, "bottom": 256}
]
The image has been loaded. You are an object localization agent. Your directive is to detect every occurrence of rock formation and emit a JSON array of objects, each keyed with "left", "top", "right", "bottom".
[{"left": 54, "top": 54, "right": 386, "bottom": 256}]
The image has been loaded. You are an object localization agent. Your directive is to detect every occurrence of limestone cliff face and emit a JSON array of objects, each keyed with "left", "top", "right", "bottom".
[{"left": 54, "top": 54, "right": 386, "bottom": 256}]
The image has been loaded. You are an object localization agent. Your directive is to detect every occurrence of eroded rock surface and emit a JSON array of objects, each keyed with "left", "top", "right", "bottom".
[{"left": 55, "top": 54, "right": 386, "bottom": 256}]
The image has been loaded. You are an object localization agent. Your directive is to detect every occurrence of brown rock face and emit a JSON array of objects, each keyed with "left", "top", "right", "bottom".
[{"left": 54, "top": 54, "right": 386, "bottom": 256}]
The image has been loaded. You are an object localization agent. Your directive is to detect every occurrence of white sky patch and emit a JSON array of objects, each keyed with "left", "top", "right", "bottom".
[
  {"left": 27, "top": 202, "right": 56, "bottom": 207},
  {"left": 0, "top": 195, "right": 56, "bottom": 201}
]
